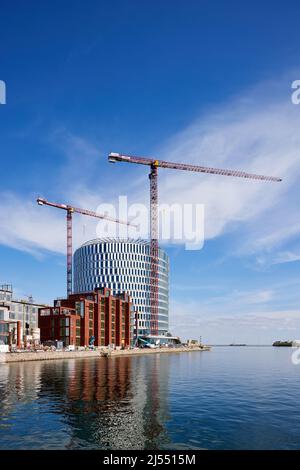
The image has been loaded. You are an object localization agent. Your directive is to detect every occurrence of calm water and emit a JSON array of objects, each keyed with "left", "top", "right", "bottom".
[{"left": 0, "top": 347, "right": 299, "bottom": 450}]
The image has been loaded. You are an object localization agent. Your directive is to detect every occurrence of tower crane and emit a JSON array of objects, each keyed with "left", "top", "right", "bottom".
[
  {"left": 37, "top": 197, "right": 137, "bottom": 296},
  {"left": 108, "top": 152, "right": 282, "bottom": 336}
]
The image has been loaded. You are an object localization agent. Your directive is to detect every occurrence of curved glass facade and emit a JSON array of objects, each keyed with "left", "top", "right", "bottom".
[{"left": 73, "top": 238, "right": 169, "bottom": 336}]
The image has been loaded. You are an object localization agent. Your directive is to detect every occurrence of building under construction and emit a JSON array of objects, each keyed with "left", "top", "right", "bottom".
[
  {"left": 34, "top": 154, "right": 281, "bottom": 348},
  {"left": 73, "top": 238, "right": 169, "bottom": 338},
  {"left": 0, "top": 308, "right": 21, "bottom": 352},
  {"left": 0, "top": 284, "right": 47, "bottom": 346}
]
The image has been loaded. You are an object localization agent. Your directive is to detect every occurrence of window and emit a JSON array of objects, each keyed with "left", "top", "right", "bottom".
[
  {"left": 0, "top": 323, "right": 9, "bottom": 334},
  {"left": 75, "top": 302, "right": 84, "bottom": 318}
]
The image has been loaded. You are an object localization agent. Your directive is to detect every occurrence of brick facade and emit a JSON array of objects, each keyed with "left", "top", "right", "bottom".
[{"left": 38, "top": 288, "right": 132, "bottom": 348}]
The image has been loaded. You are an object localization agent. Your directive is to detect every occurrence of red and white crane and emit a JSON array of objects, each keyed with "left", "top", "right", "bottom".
[
  {"left": 37, "top": 197, "right": 137, "bottom": 296},
  {"left": 108, "top": 152, "right": 282, "bottom": 337}
]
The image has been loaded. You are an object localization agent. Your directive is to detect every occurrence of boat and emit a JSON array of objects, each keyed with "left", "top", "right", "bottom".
[{"left": 272, "top": 341, "right": 293, "bottom": 347}]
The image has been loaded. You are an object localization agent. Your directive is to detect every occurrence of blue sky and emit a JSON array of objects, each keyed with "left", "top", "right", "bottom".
[{"left": 1, "top": 0, "right": 300, "bottom": 343}]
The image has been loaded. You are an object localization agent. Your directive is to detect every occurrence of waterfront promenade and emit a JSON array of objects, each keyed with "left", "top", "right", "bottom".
[{"left": 0, "top": 345, "right": 210, "bottom": 363}]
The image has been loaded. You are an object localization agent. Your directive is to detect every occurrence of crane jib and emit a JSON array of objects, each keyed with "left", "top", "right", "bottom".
[{"left": 109, "top": 153, "right": 282, "bottom": 182}]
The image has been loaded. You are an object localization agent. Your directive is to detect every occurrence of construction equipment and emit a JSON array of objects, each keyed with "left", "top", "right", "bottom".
[
  {"left": 37, "top": 197, "right": 137, "bottom": 296},
  {"left": 108, "top": 152, "right": 282, "bottom": 336}
]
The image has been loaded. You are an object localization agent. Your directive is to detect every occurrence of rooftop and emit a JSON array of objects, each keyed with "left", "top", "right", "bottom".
[{"left": 80, "top": 237, "right": 150, "bottom": 248}]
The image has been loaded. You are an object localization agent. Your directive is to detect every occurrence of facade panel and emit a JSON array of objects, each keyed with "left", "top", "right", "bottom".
[{"left": 73, "top": 239, "right": 169, "bottom": 336}]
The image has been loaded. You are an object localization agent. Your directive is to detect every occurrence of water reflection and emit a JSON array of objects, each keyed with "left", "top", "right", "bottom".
[
  {"left": 2, "top": 349, "right": 300, "bottom": 449},
  {"left": 0, "top": 355, "right": 170, "bottom": 449}
]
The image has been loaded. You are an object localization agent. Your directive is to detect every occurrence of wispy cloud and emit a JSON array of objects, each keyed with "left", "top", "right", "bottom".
[
  {"left": 1, "top": 74, "right": 300, "bottom": 343},
  {"left": 0, "top": 192, "right": 65, "bottom": 256},
  {"left": 0, "top": 130, "right": 121, "bottom": 257},
  {"left": 1, "top": 75, "right": 300, "bottom": 264},
  {"left": 271, "top": 250, "right": 300, "bottom": 265},
  {"left": 170, "top": 300, "right": 300, "bottom": 344},
  {"left": 170, "top": 275, "right": 300, "bottom": 343},
  {"left": 155, "top": 95, "right": 300, "bottom": 262}
]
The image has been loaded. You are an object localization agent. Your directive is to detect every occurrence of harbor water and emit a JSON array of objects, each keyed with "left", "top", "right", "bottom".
[{"left": 0, "top": 346, "right": 299, "bottom": 450}]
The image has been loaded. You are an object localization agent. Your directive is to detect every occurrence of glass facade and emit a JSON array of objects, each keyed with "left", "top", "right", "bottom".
[{"left": 73, "top": 239, "right": 169, "bottom": 336}]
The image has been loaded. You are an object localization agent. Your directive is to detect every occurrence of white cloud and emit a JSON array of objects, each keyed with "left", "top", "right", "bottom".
[
  {"left": 0, "top": 192, "right": 65, "bottom": 256},
  {"left": 1, "top": 76, "right": 300, "bottom": 343},
  {"left": 0, "top": 131, "right": 129, "bottom": 257},
  {"left": 0, "top": 191, "right": 108, "bottom": 258},
  {"left": 155, "top": 99, "right": 300, "bottom": 259},
  {"left": 1, "top": 77, "right": 300, "bottom": 261},
  {"left": 170, "top": 298, "right": 300, "bottom": 344},
  {"left": 169, "top": 275, "right": 300, "bottom": 343},
  {"left": 271, "top": 250, "right": 300, "bottom": 265}
]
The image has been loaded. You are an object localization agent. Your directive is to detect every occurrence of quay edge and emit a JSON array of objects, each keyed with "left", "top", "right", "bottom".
[{"left": 0, "top": 346, "right": 211, "bottom": 364}]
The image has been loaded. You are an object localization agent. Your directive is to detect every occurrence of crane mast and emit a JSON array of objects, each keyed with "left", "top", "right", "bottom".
[
  {"left": 108, "top": 152, "right": 282, "bottom": 337},
  {"left": 66, "top": 209, "right": 73, "bottom": 295},
  {"left": 149, "top": 163, "right": 159, "bottom": 335}
]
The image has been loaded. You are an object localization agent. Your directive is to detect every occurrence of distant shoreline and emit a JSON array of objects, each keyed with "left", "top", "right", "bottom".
[{"left": 210, "top": 344, "right": 272, "bottom": 347}]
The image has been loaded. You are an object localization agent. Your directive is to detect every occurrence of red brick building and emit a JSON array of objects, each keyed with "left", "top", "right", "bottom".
[{"left": 38, "top": 288, "right": 132, "bottom": 348}]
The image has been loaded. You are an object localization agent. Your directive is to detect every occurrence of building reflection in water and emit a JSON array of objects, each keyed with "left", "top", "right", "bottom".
[{"left": 0, "top": 355, "right": 171, "bottom": 449}]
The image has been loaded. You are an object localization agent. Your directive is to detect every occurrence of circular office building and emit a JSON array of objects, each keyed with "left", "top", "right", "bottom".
[{"left": 73, "top": 238, "right": 169, "bottom": 336}]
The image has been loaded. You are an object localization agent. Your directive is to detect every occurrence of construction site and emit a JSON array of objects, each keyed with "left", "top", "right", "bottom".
[{"left": 0, "top": 152, "right": 281, "bottom": 357}]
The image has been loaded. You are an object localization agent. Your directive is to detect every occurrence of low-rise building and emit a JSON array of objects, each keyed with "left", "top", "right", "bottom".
[
  {"left": 0, "top": 305, "right": 22, "bottom": 351},
  {"left": 0, "top": 284, "right": 47, "bottom": 342},
  {"left": 0, "top": 305, "right": 9, "bottom": 322},
  {"left": 39, "top": 287, "right": 133, "bottom": 348}
]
